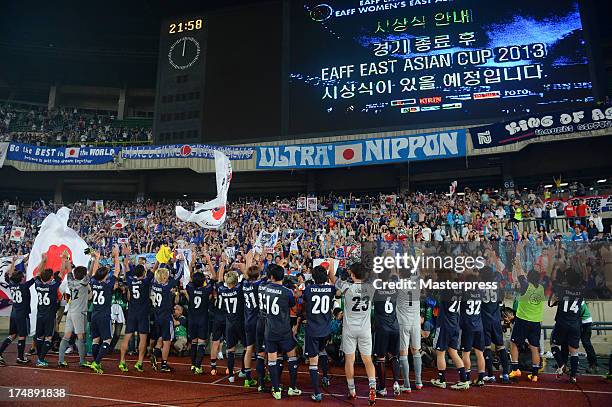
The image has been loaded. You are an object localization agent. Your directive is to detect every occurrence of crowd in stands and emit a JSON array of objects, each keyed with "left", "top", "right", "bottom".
[{"left": 0, "top": 103, "right": 152, "bottom": 145}]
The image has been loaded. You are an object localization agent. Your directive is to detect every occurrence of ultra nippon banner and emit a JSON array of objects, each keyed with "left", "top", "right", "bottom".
[
  {"left": 121, "top": 144, "right": 254, "bottom": 160},
  {"left": 256, "top": 130, "right": 466, "bottom": 169},
  {"left": 471, "top": 104, "right": 612, "bottom": 149},
  {"left": 7, "top": 143, "right": 119, "bottom": 165}
]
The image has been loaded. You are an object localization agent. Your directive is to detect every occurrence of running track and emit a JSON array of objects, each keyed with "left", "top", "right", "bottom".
[{"left": 0, "top": 350, "right": 610, "bottom": 406}]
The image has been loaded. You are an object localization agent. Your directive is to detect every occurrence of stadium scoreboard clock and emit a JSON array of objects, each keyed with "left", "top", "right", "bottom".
[{"left": 153, "top": 17, "right": 207, "bottom": 144}]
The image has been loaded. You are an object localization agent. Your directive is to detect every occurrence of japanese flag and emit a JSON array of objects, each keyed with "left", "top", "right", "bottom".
[
  {"left": 335, "top": 143, "right": 363, "bottom": 165},
  {"left": 65, "top": 147, "right": 80, "bottom": 158},
  {"left": 111, "top": 217, "right": 128, "bottom": 230},
  {"left": 313, "top": 258, "right": 339, "bottom": 275},
  {"left": 10, "top": 226, "right": 26, "bottom": 242}
]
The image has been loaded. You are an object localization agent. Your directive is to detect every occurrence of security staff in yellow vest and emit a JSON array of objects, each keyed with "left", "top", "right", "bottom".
[{"left": 508, "top": 267, "right": 545, "bottom": 383}]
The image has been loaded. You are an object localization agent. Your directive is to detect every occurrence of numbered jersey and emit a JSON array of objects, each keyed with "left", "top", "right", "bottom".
[
  {"left": 303, "top": 284, "right": 335, "bottom": 337},
  {"left": 90, "top": 274, "right": 116, "bottom": 315},
  {"left": 257, "top": 279, "right": 270, "bottom": 319},
  {"left": 374, "top": 288, "right": 400, "bottom": 332},
  {"left": 264, "top": 282, "right": 296, "bottom": 339},
  {"left": 396, "top": 278, "right": 421, "bottom": 326},
  {"left": 438, "top": 288, "right": 462, "bottom": 329},
  {"left": 481, "top": 281, "right": 502, "bottom": 323},
  {"left": 186, "top": 281, "right": 214, "bottom": 320},
  {"left": 554, "top": 284, "right": 584, "bottom": 326},
  {"left": 242, "top": 279, "right": 261, "bottom": 326},
  {"left": 126, "top": 272, "right": 154, "bottom": 316},
  {"left": 151, "top": 271, "right": 182, "bottom": 319},
  {"left": 217, "top": 283, "right": 244, "bottom": 324},
  {"left": 66, "top": 273, "right": 90, "bottom": 315},
  {"left": 460, "top": 289, "right": 483, "bottom": 331},
  {"left": 34, "top": 277, "right": 62, "bottom": 317},
  {"left": 8, "top": 278, "right": 35, "bottom": 315},
  {"left": 335, "top": 279, "right": 375, "bottom": 332}
]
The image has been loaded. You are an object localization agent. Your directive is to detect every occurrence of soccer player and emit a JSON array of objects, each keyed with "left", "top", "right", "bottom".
[
  {"left": 58, "top": 253, "right": 92, "bottom": 368},
  {"left": 255, "top": 261, "right": 270, "bottom": 392},
  {"left": 431, "top": 274, "right": 470, "bottom": 391},
  {"left": 217, "top": 254, "right": 245, "bottom": 383},
  {"left": 302, "top": 264, "right": 336, "bottom": 402},
  {"left": 264, "top": 264, "right": 302, "bottom": 400},
  {"left": 373, "top": 278, "right": 402, "bottom": 397},
  {"left": 88, "top": 245, "right": 120, "bottom": 373},
  {"left": 460, "top": 279, "right": 486, "bottom": 387},
  {"left": 481, "top": 267, "right": 510, "bottom": 383},
  {"left": 239, "top": 253, "right": 262, "bottom": 388},
  {"left": 336, "top": 262, "right": 377, "bottom": 404},
  {"left": 209, "top": 280, "right": 226, "bottom": 376},
  {"left": 185, "top": 266, "right": 214, "bottom": 375},
  {"left": 396, "top": 271, "right": 423, "bottom": 392},
  {"left": 509, "top": 267, "right": 546, "bottom": 383},
  {"left": 119, "top": 250, "right": 154, "bottom": 373},
  {"left": 33, "top": 252, "right": 63, "bottom": 367},
  {"left": 549, "top": 270, "right": 584, "bottom": 383},
  {"left": 150, "top": 257, "right": 185, "bottom": 373},
  {"left": 0, "top": 256, "right": 35, "bottom": 365}
]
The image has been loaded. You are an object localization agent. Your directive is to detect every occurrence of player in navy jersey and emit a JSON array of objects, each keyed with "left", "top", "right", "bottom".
[
  {"left": 0, "top": 256, "right": 35, "bottom": 365},
  {"left": 302, "top": 264, "right": 336, "bottom": 402},
  {"left": 264, "top": 264, "right": 302, "bottom": 400},
  {"left": 238, "top": 256, "right": 262, "bottom": 388},
  {"left": 460, "top": 280, "right": 487, "bottom": 387},
  {"left": 373, "top": 281, "right": 402, "bottom": 397},
  {"left": 209, "top": 277, "right": 226, "bottom": 376},
  {"left": 185, "top": 264, "right": 214, "bottom": 375},
  {"left": 217, "top": 254, "right": 245, "bottom": 383},
  {"left": 33, "top": 252, "right": 63, "bottom": 367},
  {"left": 119, "top": 248, "right": 154, "bottom": 373},
  {"left": 549, "top": 270, "right": 584, "bottom": 383},
  {"left": 150, "top": 255, "right": 185, "bottom": 373},
  {"left": 431, "top": 273, "right": 470, "bottom": 391},
  {"left": 88, "top": 245, "right": 121, "bottom": 374},
  {"left": 255, "top": 271, "right": 270, "bottom": 392},
  {"left": 480, "top": 267, "right": 510, "bottom": 383}
]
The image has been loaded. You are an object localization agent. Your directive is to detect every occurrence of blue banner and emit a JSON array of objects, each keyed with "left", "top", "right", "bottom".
[
  {"left": 256, "top": 130, "right": 466, "bottom": 169},
  {"left": 7, "top": 143, "right": 118, "bottom": 165},
  {"left": 121, "top": 144, "right": 253, "bottom": 160}
]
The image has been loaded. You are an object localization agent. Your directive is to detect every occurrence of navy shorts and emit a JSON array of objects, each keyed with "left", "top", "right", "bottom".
[
  {"left": 265, "top": 335, "right": 296, "bottom": 354},
  {"left": 226, "top": 321, "right": 245, "bottom": 349},
  {"left": 245, "top": 321, "right": 258, "bottom": 347},
  {"left": 90, "top": 313, "right": 112, "bottom": 340},
  {"left": 211, "top": 318, "right": 225, "bottom": 342},
  {"left": 10, "top": 313, "right": 30, "bottom": 337},
  {"left": 434, "top": 323, "right": 460, "bottom": 351},
  {"left": 154, "top": 315, "right": 174, "bottom": 341},
  {"left": 460, "top": 328, "right": 485, "bottom": 351},
  {"left": 188, "top": 317, "right": 209, "bottom": 341},
  {"left": 374, "top": 329, "right": 400, "bottom": 357},
  {"left": 256, "top": 317, "right": 266, "bottom": 353},
  {"left": 304, "top": 333, "right": 329, "bottom": 358},
  {"left": 125, "top": 311, "right": 150, "bottom": 334},
  {"left": 551, "top": 323, "right": 580, "bottom": 349},
  {"left": 35, "top": 314, "right": 55, "bottom": 338},
  {"left": 483, "top": 318, "right": 504, "bottom": 347},
  {"left": 511, "top": 317, "right": 541, "bottom": 348}
]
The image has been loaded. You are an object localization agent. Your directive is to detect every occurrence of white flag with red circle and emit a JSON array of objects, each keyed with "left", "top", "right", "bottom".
[
  {"left": 65, "top": 147, "right": 81, "bottom": 158},
  {"left": 10, "top": 226, "right": 26, "bottom": 242},
  {"left": 111, "top": 217, "right": 128, "bottom": 230},
  {"left": 334, "top": 143, "right": 363, "bottom": 165}
]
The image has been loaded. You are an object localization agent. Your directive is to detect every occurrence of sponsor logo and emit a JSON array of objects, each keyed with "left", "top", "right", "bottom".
[
  {"left": 442, "top": 103, "right": 462, "bottom": 110},
  {"left": 419, "top": 96, "right": 442, "bottom": 105},
  {"left": 401, "top": 106, "right": 420, "bottom": 113},
  {"left": 421, "top": 105, "right": 441, "bottom": 111},
  {"left": 477, "top": 131, "right": 492, "bottom": 144},
  {"left": 473, "top": 91, "right": 501, "bottom": 100},
  {"left": 391, "top": 99, "right": 416, "bottom": 107}
]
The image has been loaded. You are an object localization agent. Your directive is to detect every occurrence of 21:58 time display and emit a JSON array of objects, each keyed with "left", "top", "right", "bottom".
[{"left": 168, "top": 19, "right": 203, "bottom": 34}]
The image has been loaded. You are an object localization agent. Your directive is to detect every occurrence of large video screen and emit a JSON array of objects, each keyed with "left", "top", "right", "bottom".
[{"left": 288, "top": 0, "right": 594, "bottom": 136}]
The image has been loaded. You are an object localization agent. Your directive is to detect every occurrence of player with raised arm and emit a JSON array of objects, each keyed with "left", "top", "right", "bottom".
[
  {"left": 481, "top": 266, "right": 510, "bottom": 383},
  {"left": 216, "top": 253, "right": 245, "bottom": 383},
  {"left": 33, "top": 252, "right": 63, "bottom": 367},
  {"left": 431, "top": 270, "right": 470, "bottom": 391},
  {"left": 209, "top": 254, "right": 226, "bottom": 376},
  {"left": 89, "top": 245, "right": 121, "bottom": 373},
  {"left": 255, "top": 253, "right": 270, "bottom": 392},
  {"left": 0, "top": 255, "right": 35, "bottom": 365},
  {"left": 302, "top": 263, "right": 336, "bottom": 402},
  {"left": 264, "top": 263, "right": 302, "bottom": 400},
  {"left": 549, "top": 270, "right": 584, "bottom": 383},
  {"left": 336, "top": 262, "right": 377, "bottom": 405},
  {"left": 119, "top": 247, "right": 154, "bottom": 373},
  {"left": 460, "top": 277, "right": 487, "bottom": 387},
  {"left": 185, "top": 250, "right": 214, "bottom": 375},
  {"left": 58, "top": 249, "right": 92, "bottom": 369},
  {"left": 150, "top": 253, "right": 185, "bottom": 373},
  {"left": 238, "top": 250, "right": 262, "bottom": 388}
]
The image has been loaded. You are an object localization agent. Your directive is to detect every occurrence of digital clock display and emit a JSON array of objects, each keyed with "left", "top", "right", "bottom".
[{"left": 168, "top": 19, "right": 204, "bottom": 34}]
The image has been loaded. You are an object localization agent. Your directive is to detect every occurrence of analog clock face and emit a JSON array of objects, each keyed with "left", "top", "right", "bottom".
[{"left": 168, "top": 37, "right": 200, "bottom": 70}]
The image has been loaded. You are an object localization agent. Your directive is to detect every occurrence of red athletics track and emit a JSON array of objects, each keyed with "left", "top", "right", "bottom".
[{"left": 0, "top": 350, "right": 610, "bottom": 407}]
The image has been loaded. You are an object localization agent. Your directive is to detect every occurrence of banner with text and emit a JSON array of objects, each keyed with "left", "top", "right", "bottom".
[
  {"left": 121, "top": 144, "right": 253, "bottom": 160},
  {"left": 471, "top": 104, "right": 612, "bottom": 149},
  {"left": 7, "top": 143, "right": 119, "bottom": 166},
  {"left": 257, "top": 130, "right": 466, "bottom": 169}
]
